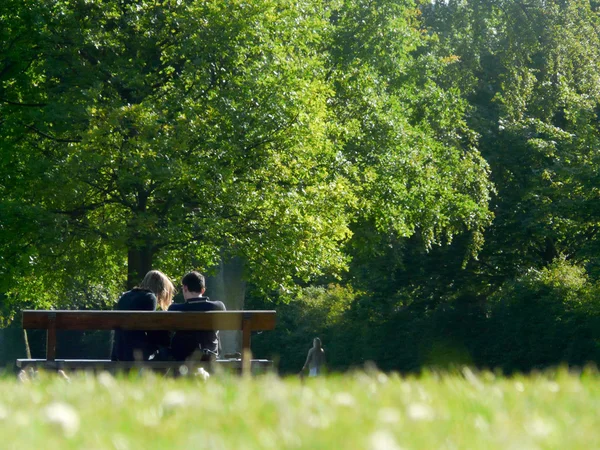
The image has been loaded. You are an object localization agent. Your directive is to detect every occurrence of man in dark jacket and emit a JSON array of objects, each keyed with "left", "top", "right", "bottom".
[{"left": 168, "top": 271, "right": 226, "bottom": 361}]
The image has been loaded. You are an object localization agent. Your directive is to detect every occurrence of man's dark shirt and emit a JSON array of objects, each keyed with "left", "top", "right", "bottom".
[
  {"left": 168, "top": 296, "right": 226, "bottom": 360},
  {"left": 110, "top": 288, "right": 170, "bottom": 361}
]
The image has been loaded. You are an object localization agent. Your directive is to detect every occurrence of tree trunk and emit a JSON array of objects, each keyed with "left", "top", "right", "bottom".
[
  {"left": 127, "top": 246, "right": 154, "bottom": 289},
  {"left": 206, "top": 255, "right": 246, "bottom": 356}
]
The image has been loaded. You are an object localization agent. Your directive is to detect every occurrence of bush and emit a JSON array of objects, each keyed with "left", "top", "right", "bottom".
[
  {"left": 484, "top": 259, "right": 600, "bottom": 372},
  {"left": 247, "top": 284, "right": 358, "bottom": 373}
]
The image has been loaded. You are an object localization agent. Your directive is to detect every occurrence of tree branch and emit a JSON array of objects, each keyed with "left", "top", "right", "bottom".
[
  {"left": 51, "top": 198, "right": 124, "bottom": 218},
  {"left": 24, "top": 123, "right": 82, "bottom": 143},
  {"left": 0, "top": 97, "right": 47, "bottom": 107}
]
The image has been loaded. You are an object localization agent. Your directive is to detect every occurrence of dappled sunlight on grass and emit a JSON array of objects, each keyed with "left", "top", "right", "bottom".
[{"left": 0, "top": 367, "right": 599, "bottom": 448}]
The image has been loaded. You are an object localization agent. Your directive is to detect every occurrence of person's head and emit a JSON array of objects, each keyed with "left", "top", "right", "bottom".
[
  {"left": 313, "top": 337, "right": 322, "bottom": 349},
  {"left": 139, "top": 270, "right": 176, "bottom": 311},
  {"left": 181, "top": 271, "right": 206, "bottom": 299}
]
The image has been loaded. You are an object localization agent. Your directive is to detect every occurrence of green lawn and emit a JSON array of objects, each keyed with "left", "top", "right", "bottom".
[{"left": 0, "top": 367, "right": 598, "bottom": 449}]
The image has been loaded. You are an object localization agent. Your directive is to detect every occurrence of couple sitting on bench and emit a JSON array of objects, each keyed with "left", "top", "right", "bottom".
[{"left": 111, "top": 270, "right": 226, "bottom": 362}]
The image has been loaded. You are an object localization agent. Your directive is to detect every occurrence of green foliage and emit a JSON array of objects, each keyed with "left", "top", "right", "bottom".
[
  {"left": 251, "top": 258, "right": 600, "bottom": 374},
  {"left": 0, "top": 0, "right": 353, "bottom": 309},
  {"left": 423, "top": 0, "right": 600, "bottom": 279},
  {"left": 482, "top": 260, "right": 600, "bottom": 371},
  {"left": 0, "top": 0, "right": 493, "bottom": 319},
  {"left": 249, "top": 284, "right": 358, "bottom": 372},
  {"left": 330, "top": 0, "right": 493, "bottom": 253},
  {"left": 493, "top": 259, "right": 591, "bottom": 308}
]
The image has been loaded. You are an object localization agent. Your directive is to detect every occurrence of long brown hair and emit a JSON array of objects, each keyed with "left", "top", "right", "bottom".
[
  {"left": 139, "top": 270, "right": 176, "bottom": 311},
  {"left": 312, "top": 337, "right": 325, "bottom": 365}
]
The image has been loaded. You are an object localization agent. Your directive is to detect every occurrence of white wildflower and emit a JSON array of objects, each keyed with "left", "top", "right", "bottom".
[
  {"left": 407, "top": 403, "right": 434, "bottom": 421},
  {"left": 377, "top": 408, "right": 401, "bottom": 424},
  {"left": 474, "top": 415, "right": 489, "bottom": 432},
  {"left": 162, "top": 391, "right": 186, "bottom": 412},
  {"left": 306, "top": 413, "right": 330, "bottom": 429},
  {"left": 377, "top": 372, "right": 388, "bottom": 384},
  {"left": 44, "top": 402, "right": 80, "bottom": 437},
  {"left": 137, "top": 408, "right": 161, "bottom": 427},
  {"left": 462, "top": 366, "right": 484, "bottom": 390},
  {"left": 417, "top": 387, "right": 431, "bottom": 402},
  {"left": 97, "top": 371, "right": 116, "bottom": 388},
  {"left": 400, "top": 382, "right": 411, "bottom": 394},
  {"left": 370, "top": 430, "right": 404, "bottom": 450},
  {"left": 525, "top": 417, "right": 554, "bottom": 438},
  {"left": 333, "top": 392, "right": 356, "bottom": 407},
  {"left": 112, "top": 433, "right": 130, "bottom": 450}
]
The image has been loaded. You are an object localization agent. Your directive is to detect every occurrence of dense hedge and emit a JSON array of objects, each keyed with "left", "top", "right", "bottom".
[{"left": 249, "top": 260, "right": 600, "bottom": 374}]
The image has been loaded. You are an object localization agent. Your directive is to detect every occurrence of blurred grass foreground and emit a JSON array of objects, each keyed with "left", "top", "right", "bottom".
[{"left": 0, "top": 368, "right": 599, "bottom": 449}]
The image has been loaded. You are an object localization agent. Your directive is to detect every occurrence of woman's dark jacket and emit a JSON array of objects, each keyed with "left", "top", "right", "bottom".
[{"left": 110, "top": 288, "right": 170, "bottom": 361}]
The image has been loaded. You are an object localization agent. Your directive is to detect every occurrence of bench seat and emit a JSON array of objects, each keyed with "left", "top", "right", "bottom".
[{"left": 16, "top": 358, "right": 273, "bottom": 373}]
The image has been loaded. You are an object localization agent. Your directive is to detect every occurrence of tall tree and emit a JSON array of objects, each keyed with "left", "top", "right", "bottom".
[
  {"left": 326, "top": 0, "right": 493, "bottom": 306},
  {"left": 1, "top": 0, "right": 350, "bottom": 313},
  {"left": 424, "top": 0, "right": 600, "bottom": 283},
  {"left": 339, "top": 0, "right": 600, "bottom": 310},
  {"left": 1, "top": 0, "right": 493, "bottom": 320}
]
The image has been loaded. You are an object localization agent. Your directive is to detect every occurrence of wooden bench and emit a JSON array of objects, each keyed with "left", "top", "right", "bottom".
[{"left": 16, "top": 310, "right": 276, "bottom": 375}]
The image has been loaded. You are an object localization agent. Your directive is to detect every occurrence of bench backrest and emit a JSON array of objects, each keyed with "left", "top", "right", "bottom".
[
  {"left": 22, "top": 310, "right": 276, "bottom": 331},
  {"left": 22, "top": 310, "right": 276, "bottom": 362}
]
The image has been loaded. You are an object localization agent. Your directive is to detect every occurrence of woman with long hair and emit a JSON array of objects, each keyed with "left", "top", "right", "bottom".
[
  {"left": 110, "top": 270, "right": 176, "bottom": 361},
  {"left": 302, "top": 337, "right": 326, "bottom": 377}
]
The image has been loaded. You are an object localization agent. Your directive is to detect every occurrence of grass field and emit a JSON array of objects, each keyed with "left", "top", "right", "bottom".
[{"left": 0, "top": 367, "right": 598, "bottom": 449}]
